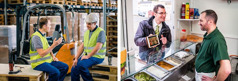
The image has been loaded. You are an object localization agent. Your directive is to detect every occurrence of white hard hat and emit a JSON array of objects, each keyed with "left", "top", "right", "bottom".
[{"left": 86, "top": 14, "right": 98, "bottom": 23}]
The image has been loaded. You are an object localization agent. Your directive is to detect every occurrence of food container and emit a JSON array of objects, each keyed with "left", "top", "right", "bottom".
[
  {"left": 124, "top": 77, "right": 137, "bottom": 81},
  {"left": 165, "top": 56, "right": 183, "bottom": 66},
  {"left": 134, "top": 71, "right": 157, "bottom": 81},
  {"left": 156, "top": 60, "right": 179, "bottom": 71},
  {"left": 146, "top": 65, "right": 169, "bottom": 79}
]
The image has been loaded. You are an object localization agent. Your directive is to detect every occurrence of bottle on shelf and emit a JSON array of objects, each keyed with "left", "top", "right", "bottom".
[
  {"left": 181, "top": 2, "right": 185, "bottom": 19},
  {"left": 180, "top": 29, "right": 187, "bottom": 42},
  {"left": 185, "top": 3, "right": 190, "bottom": 19}
]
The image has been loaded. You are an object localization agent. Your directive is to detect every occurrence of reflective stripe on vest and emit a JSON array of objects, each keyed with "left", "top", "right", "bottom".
[
  {"left": 29, "top": 31, "right": 52, "bottom": 68},
  {"left": 30, "top": 56, "right": 51, "bottom": 63},
  {"left": 84, "top": 27, "right": 106, "bottom": 59}
]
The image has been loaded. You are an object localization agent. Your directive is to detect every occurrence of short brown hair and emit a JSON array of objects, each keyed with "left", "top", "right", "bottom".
[
  {"left": 201, "top": 9, "right": 218, "bottom": 24},
  {"left": 153, "top": 4, "right": 165, "bottom": 13},
  {"left": 39, "top": 18, "right": 50, "bottom": 29}
]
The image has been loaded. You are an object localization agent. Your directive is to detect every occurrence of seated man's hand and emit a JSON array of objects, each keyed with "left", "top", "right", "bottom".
[
  {"left": 160, "top": 35, "right": 167, "bottom": 45},
  {"left": 81, "top": 55, "right": 90, "bottom": 60},
  {"left": 53, "top": 56, "right": 59, "bottom": 61}
]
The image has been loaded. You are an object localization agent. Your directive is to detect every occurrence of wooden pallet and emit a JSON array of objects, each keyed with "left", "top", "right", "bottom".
[
  {"left": 0, "top": 22, "right": 4, "bottom": 25},
  {"left": 107, "top": 52, "right": 117, "bottom": 55},
  {"left": 65, "top": 1, "right": 77, "bottom": 5},
  {"left": 91, "top": 2, "right": 99, "bottom": 6},
  {"left": 28, "top": 0, "right": 45, "bottom": 3},
  {"left": 8, "top": 0, "right": 24, "bottom": 4},
  {"left": 90, "top": 57, "right": 117, "bottom": 81},
  {"left": 111, "top": 4, "right": 117, "bottom": 8},
  {"left": 107, "top": 27, "right": 117, "bottom": 31},
  {"left": 45, "top": 0, "right": 64, "bottom": 4},
  {"left": 77, "top": 0, "right": 90, "bottom": 6},
  {"left": 107, "top": 32, "right": 117, "bottom": 36},
  {"left": 0, "top": 14, "right": 3, "bottom": 21}
]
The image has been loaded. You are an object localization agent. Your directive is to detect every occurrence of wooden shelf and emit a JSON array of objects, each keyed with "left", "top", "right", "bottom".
[{"left": 178, "top": 19, "right": 199, "bottom": 21}]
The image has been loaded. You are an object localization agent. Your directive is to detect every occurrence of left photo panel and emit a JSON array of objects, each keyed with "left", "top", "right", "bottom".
[{"left": 0, "top": 0, "right": 118, "bottom": 81}]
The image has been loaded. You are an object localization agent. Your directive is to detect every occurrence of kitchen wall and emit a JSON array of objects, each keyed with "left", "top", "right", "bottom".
[
  {"left": 192, "top": 0, "right": 238, "bottom": 55},
  {"left": 174, "top": 0, "right": 238, "bottom": 55}
]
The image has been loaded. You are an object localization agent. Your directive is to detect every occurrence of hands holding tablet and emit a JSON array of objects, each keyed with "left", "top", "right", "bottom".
[{"left": 147, "top": 34, "right": 167, "bottom": 48}]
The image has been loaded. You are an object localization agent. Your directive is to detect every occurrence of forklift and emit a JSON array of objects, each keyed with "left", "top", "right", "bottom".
[{"left": 12, "top": 4, "right": 76, "bottom": 74}]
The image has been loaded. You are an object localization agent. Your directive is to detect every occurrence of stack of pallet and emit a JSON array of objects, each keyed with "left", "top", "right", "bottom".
[
  {"left": 77, "top": 0, "right": 90, "bottom": 6},
  {"left": 90, "top": 56, "right": 117, "bottom": 81},
  {"left": 7, "top": 0, "right": 24, "bottom": 4},
  {"left": 65, "top": 0, "right": 77, "bottom": 5},
  {"left": 27, "top": 0, "right": 45, "bottom": 3},
  {"left": 109, "top": 0, "right": 117, "bottom": 8},
  {"left": 0, "top": 14, "right": 4, "bottom": 25},
  {"left": 90, "top": 0, "right": 99, "bottom": 6},
  {"left": 0, "top": 0, "right": 3, "bottom": 3},
  {"left": 98, "top": 0, "right": 109, "bottom": 7},
  {"left": 44, "top": 0, "right": 64, "bottom": 4},
  {"left": 7, "top": 0, "right": 63, "bottom": 4},
  {"left": 106, "top": 15, "right": 117, "bottom": 56},
  {"left": 7, "top": 14, "right": 16, "bottom": 25}
]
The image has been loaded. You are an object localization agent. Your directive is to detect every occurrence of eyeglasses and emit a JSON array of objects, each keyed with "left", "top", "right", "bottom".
[{"left": 156, "top": 12, "right": 167, "bottom": 15}]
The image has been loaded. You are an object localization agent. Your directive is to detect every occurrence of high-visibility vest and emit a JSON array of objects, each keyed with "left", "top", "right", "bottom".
[
  {"left": 29, "top": 31, "right": 53, "bottom": 68},
  {"left": 84, "top": 27, "right": 106, "bottom": 59}
]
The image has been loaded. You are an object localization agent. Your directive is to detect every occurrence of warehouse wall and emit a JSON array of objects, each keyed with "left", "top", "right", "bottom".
[{"left": 191, "top": 0, "right": 238, "bottom": 55}]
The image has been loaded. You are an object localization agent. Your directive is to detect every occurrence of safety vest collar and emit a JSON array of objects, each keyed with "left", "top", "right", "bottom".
[
  {"left": 36, "top": 29, "right": 46, "bottom": 37},
  {"left": 90, "top": 25, "right": 98, "bottom": 32}
]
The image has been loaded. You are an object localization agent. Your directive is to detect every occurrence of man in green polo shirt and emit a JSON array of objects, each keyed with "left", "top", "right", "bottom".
[{"left": 195, "top": 9, "right": 231, "bottom": 81}]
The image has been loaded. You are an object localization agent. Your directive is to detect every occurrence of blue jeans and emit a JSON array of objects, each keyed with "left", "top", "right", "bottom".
[
  {"left": 71, "top": 57, "right": 104, "bottom": 81},
  {"left": 34, "top": 61, "right": 68, "bottom": 81}
]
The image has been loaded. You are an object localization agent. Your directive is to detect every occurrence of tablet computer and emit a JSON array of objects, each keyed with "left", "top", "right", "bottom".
[{"left": 146, "top": 35, "right": 160, "bottom": 48}]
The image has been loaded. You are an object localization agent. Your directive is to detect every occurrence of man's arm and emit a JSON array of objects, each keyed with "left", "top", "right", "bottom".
[
  {"left": 215, "top": 60, "right": 231, "bottom": 81},
  {"left": 202, "top": 60, "right": 231, "bottom": 81},
  {"left": 81, "top": 43, "right": 103, "bottom": 60},
  {"left": 74, "top": 43, "right": 84, "bottom": 60},
  {"left": 134, "top": 22, "right": 147, "bottom": 46}
]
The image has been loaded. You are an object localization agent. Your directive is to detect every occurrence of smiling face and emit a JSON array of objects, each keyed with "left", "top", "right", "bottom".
[
  {"left": 86, "top": 22, "right": 97, "bottom": 31},
  {"left": 154, "top": 7, "right": 166, "bottom": 23},
  {"left": 198, "top": 13, "right": 209, "bottom": 31}
]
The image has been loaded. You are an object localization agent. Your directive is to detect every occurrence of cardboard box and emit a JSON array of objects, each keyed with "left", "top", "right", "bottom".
[
  {"left": 99, "top": 13, "right": 104, "bottom": 28},
  {"left": 0, "top": 46, "right": 9, "bottom": 64},
  {"left": 66, "top": 12, "right": 79, "bottom": 41},
  {"left": 78, "top": 13, "right": 87, "bottom": 41}
]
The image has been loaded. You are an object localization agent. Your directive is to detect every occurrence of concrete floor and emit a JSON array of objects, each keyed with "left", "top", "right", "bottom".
[{"left": 64, "top": 74, "right": 83, "bottom": 81}]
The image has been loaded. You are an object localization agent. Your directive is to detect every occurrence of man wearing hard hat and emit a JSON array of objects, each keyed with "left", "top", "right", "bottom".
[{"left": 71, "top": 13, "right": 106, "bottom": 81}]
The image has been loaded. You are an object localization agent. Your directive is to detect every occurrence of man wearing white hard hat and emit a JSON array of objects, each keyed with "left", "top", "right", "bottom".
[{"left": 71, "top": 13, "right": 106, "bottom": 81}]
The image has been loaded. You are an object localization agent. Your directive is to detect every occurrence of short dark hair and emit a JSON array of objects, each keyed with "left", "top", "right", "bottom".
[
  {"left": 39, "top": 18, "right": 50, "bottom": 29},
  {"left": 153, "top": 4, "right": 165, "bottom": 13},
  {"left": 201, "top": 9, "right": 218, "bottom": 24}
]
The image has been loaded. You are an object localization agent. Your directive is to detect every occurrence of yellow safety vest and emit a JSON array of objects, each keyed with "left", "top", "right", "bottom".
[
  {"left": 29, "top": 31, "right": 53, "bottom": 68},
  {"left": 84, "top": 27, "right": 106, "bottom": 59}
]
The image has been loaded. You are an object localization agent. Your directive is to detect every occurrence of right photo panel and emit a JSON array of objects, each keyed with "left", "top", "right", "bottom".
[{"left": 119, "top": 0, "right": 238, "bottom": 81}]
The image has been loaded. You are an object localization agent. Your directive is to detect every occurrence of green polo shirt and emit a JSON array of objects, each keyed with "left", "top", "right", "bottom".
[{"left": 195, "top": 27, "right": 229, "bottom": 75}]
